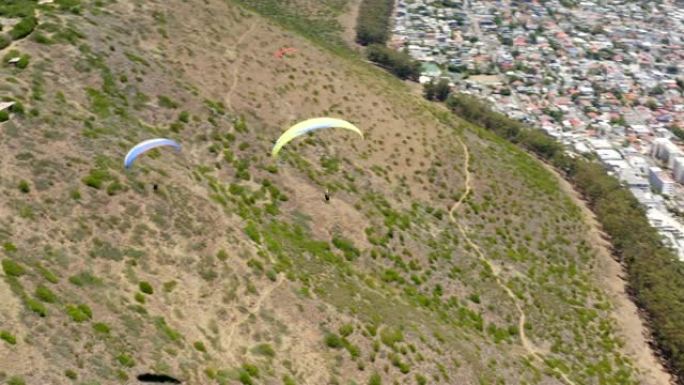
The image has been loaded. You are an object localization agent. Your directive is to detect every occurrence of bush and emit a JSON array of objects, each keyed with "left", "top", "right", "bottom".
[
  {"left": 93, "top": 322, "right": 110, "bottom": 334},
  {"left": 18, "top": 180, "right": 30, "bottom": 193},
  {"left": 64, "top": 369, "right": 78, "bottom": 380},
  {"left": 139, "top": 281, "right": 153, "bottom": 294},
  {"left": 251, "top": 343, "right": 275, "bottom": 357},
  {"left": 10, "top": 16, "right": 37, "bottom": 40},
  {"left": 0, "top": 34, "right": 10, "bottom": 50},
  {"left": 339, "top": 323, "right": 354, "bottom": 337},
  {"left": 16, "top": 54, "right": 29, "bottom": 69},
  {"left": 7, "top": 376, "right": 25, "bottom": 385},
  {"left": 116, "top": 353, "right": 135, "bottom": 368},
  {"left": 66, "top": 304, "right": 92, "bottom": 322},
  {"left": 0, "top": 110, "right": 9, "bottom": 122},
  {"left": 193, "top": 341, "right": 206, "bottom": 352},
  {"left": 366, "top": 45, "right": 420, "bottom": 80},
  {"left": 157, "top": 95, "right": 178, "bottom": 109},
  {"left": 1, "top": 330, "right": 16, "bottom": 345},
  {"left": 35, "top": 285, "right": 57, "bottom": 303},
  {"left": 82, "top": 169, "right": 111, "bottom": 189},
  {"left": 368, "top": 373, "right": 382, "bottom": 385},
  {"left": 10, "top": 101, "right": 24, "bottom": 115},
  {"left": 2, "top": 259, "right": 25, "bottom": 277},
  {"left": 26, "top": 298, "right": 47, "bottom": 317},
  {"left": 178, "top": 111, "right": 190, "bottom": 123},
  {"left": 69, "top": 271, "right": 102, "bottom": 286},
  {"left": 324, "top": 333, "right": 343, "bottom": 348}
]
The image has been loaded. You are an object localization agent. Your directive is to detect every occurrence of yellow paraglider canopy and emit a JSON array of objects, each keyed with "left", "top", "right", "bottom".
[{"left": 271, "top": 117, "right": 363, "bottom": 158}]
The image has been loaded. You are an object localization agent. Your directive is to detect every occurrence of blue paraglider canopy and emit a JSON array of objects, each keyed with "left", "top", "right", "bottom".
[{"left": 124, "top": 138, "right": 181, "bottom": 169}]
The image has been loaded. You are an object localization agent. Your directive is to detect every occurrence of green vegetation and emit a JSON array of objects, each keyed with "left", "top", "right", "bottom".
[
  {"left": 35, "top": 285, "right": 57, "bottom": 303},
  {"left": 368, "top": 373, "right": 382, "bottom": 385},
  {"left": 446, "top": 92, "right": 684, "bottom": 381},
  {"left": 324, "top": 332, "right": 343, "bottom": 348},
  {"left": 26, "top": 297, "right": 47, "bottom": 317},
  {"left": 366, "top": 45, "right": 420, "bottom": 80},
  {"left": 10, "top": 16, "right": 37, "bottom": 40},
  {"left": 0, "top": 110, "right": 9, "bottom": 122},
  {"left": 65, "top": 369, "right": 78, "bottom": 380},
  {"left": 93, "top": 322, "right": 110, "bottom": 334},
  {"left": 251, "top": 343, "right": 275, "bottom": 357},
  {"left": 116, "top": 353, "right": 135, "bottom": 367},
  {"left": 356, "top": 0, "right": 393, "bottom": 45},
  {"left": 18, "top": 180, "right": 30, "bottom": 193},
  {"left": 2, "top": 259, "right": 25, "bottom": 277},
  {"left": 139, "top": 281, "right": 153, "bottom": 294},
  {"left": 424, "top": 79, "right": 451, "bottom": 102},
  {"left": 7, "top": 376, "right": 25, "bottom": 385},
  {"left": 157, "top": 95, "right": 179, "bottom": 109},
  {"left": 0, "top": 330, "right": 16, "bottom": 345},
  {"left": 65, "top": 304, "right": 92, "bottom": 322}
]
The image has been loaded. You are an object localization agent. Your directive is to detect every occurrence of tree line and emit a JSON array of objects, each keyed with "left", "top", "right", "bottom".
[
  {"left": 355, "top": 0, "right": 394, "bottom": 46},
  {"left": 446, "top": 93, "right": 684, "bottom": 383}
]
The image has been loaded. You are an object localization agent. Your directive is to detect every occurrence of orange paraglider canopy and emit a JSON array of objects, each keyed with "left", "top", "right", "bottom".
[{"left": 274, "top": 47, "right": 297, "bottom": 59}]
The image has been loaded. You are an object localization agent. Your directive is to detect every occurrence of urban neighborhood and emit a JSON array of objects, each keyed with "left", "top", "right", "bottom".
[{"left": 392, "top": 0, "right": 684, "bottom": 260}]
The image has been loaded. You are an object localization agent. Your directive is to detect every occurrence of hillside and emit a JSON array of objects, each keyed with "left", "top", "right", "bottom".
[{"left": 0, "top": 1, "right": 669, "bottom": 385}]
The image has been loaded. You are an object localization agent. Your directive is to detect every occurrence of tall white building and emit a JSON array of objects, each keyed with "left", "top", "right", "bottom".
[
  {"left": 674, "top": 156, "right": 684, "bottom": 183},
  {"left": 649, "top": 166, "right": 676, "bottom": 196},
  {"left": 651, "top": 138, "right": 682, "bottom": 168}
]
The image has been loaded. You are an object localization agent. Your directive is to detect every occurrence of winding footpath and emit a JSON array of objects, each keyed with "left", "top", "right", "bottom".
[
  {"left": 225, "top": 274, "right": 285, "bottom": 360},
  {"left": 225, "top": 23, "right": 257, "bottom": 111},
  {"left": 450, "top": 138, "right": 577, "bottom": 385}
]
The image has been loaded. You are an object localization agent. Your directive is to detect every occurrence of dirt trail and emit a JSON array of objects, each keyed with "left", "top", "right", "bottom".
[
  {"left": 541, "top": 163, "right": 673, "bottom": 385},
  {"left": 224, "top": 274, "right": 285, "bottom": 359},
  {"left": 225, "top": 23, "right": 257, "bottom": 111},
  {"left": 449, "top": 138, "right": 577, "bottom": 385}
]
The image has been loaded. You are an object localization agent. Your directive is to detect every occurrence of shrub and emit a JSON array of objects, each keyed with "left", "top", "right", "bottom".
[
  {"left": 368, "top": 373, "right": 382, "bottom": 385},
  {"left": 157, "top": 95, "right": 178, "bottom": 109},
  {"left": 251, "top": 343, "right": 275, "bottom": 357},
  {"left": 69, "top": 271, "right": 102, "bottom": 286},
  {"left": 7, "top": 376, "right": 26, "bottom": 385},
  {"left": 0, "top": 34, "right": 10, "bottom": 50},
  {"left": 66, "top": 304, "right": 92, "bottom": 322},
  {"left": 1, "top": 330, "right": 16, "bottom": 345},
  {"left": 17, "top": 180, "right": 30, "bottom": 193},
  {"left": 35, "top": 285, "right": 57, "bottom": 303},
  {"left": 283, "top": 375, "right": 296, "bottom": 385},
  {"left": 2, "top": 260, "right": 25, "bottom": 277},
  {"left": 82, "top": 169, "right": 111, "bottom": 189},
  {"left": 244, "top": 222, "right": 261, "bottom": 243},
  {"left": 139, "top": 281, "right": 153, "bottom": 294},
  {"left": 178, "top": 111, "right": 190, "bottom": 123},
  {"left": 26, "top": 298, "right": 47, "bottom": 317},
  {"left": 116, "top": 353, "right": 135, "bottom": 368},
  {"left": 242, "top": 364, "right": 259, "bottom": 378},
  {"left": 194, "top": 341, "right": 206, "bottom": 352},
  {"left": 324, "top": 333, "right": 343, "bottom": 348},
  {"left": 10, "top": 101, "right": 24, "bottom": 115},
  {"left": 134, "top": 292, "right": 145, "bottom": 303},
  {"left": 339, "top": 324, "right": 354, "bottom": 337},
  {"left": 93, "top": 322, "right": 110, "bottom": 334},
  {"left": 65, "top": 369, "right": 78, "bottom": 380},
  {"left": 16, "top": 54, "right": 29, "bottom": 69},
  {"left": 0, "top": 110, "right": 9, "bottom": 122},
  {"left": 10, "top": 16, "right": 37, "bottom": 40}
]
